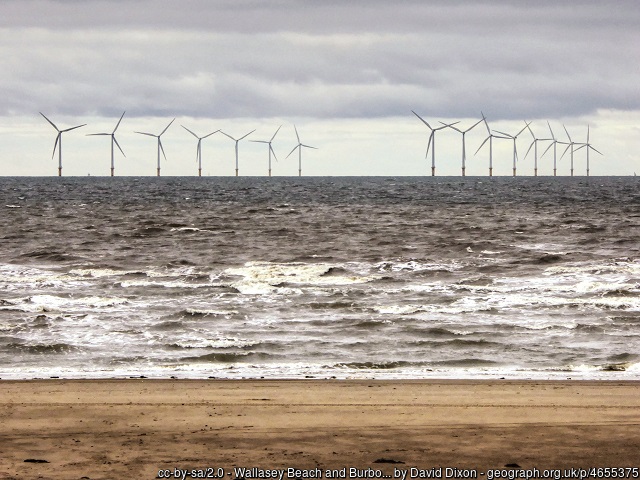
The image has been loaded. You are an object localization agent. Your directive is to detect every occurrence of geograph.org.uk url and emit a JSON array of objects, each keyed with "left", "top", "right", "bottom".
[{"left": 484, "top": 467, "right": 640, "bottom": 480}]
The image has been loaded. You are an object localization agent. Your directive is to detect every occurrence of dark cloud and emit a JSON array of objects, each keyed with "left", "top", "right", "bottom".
[{"left": 1, "top": 0, "right": 639, "bottom": 121}]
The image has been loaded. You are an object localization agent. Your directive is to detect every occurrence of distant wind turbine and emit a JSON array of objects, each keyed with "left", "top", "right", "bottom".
[
  {"left": 286, "top": 125, "right": 317, "bottom": 177},
  {"left": 540, "top": 121, "right": 561, "bottom": 176},
  {"left": 494, "top": 122, "right": 531, "bottom": 177},
  {"left": 39, "top": 112, "right": 86, "bottom": 176},
  {"left": 474, "top": 112, "right": 508, "bottom": 177},
  {"left": 412, "top": 111, "right": 458, "bottom": 176},
  {"left": 443, "top": 118, "right": 483, "bottom": 177},
  {"left": 523, "top": 123, "right": 552, "bottom": 177},
  {"left": 182, "top": 125, "right": 219, "bottom": 176},
  {"left": 574, "top": 125, "right": 603, "bottom": 177},
  {"left": 135, "top": 118, "right": 175, "bottom": 176},
  {"left": 221, "top": 129, "right": 255, "bottom": 176},
  {"left": 559, "top": 125, "right": 579, "bottom": 177},
  {"left": 87, "top": 111, "right": 126, "bottom": 177},
  {"left": 250, "top": 125, "right": 281, "bottom": 177}
]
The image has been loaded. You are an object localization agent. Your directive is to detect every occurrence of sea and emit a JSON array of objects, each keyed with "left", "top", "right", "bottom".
[{"left": 0, "top": 176, "right": 638, "bottom": 380}]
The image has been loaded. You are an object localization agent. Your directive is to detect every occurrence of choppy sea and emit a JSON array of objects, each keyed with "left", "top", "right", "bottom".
[{"left": 0, "top": 176, "right": 638, "bottom": 380}]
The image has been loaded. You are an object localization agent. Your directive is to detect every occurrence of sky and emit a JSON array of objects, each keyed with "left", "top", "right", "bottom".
[{"left": 1, "top": 0, "right": 639, "bottom": 176}]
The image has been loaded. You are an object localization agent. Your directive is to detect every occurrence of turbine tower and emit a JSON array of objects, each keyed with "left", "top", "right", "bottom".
[
  {"left": 182, "top": 125, "right": 219, "bottom": 176},
  {"left": 87, "top": 111, "right": 126, "bottom": 177},
  {"left": 523, "top": 123, "right": 552, "bottom": 177},
  {"left": 540, "top": 121, "right": 560, "bottom": 176},
  {"left": 474, "top": 113, "right": 508, "bottom": 177},
  {"left": 40, "top": 112, "right": 86, "bottom": 176},
  {"left": 442, "top": 118, "right": 483, "bottom": 177},
  {"left": 221, "top": 129, "right": 255, "bottom": 176},
  {"left": 250, "top": 125, "right": 281, "bottom": 177},
  {"left": 412, "top": 111, "right": 458, "bottom": 176},
  {"left": 575, "top": 125, "right": 603, "bottom": 177},
  {"left": 286, "top": 125, "right": 317, "bottom": 177},
  {"left": 494, "top": 122, "right": 531, "bottom": 177},
  {"left": 135, "top": 118, "right": 175, "bottom": 176}
]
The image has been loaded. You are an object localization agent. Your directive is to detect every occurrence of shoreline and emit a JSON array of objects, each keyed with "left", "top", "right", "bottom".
[{"left": 1, "top": 378, "right": 639, "bottom": 478}]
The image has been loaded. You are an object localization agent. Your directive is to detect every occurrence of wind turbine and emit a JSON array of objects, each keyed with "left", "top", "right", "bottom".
[
  {"left": 442, "top": 118, "right": 483, "bottom": 176},
  {"left": 559, "top": 125, "right": 579, "bottom": 177},
  {"left": 412, "top": 111, "right": 458, "bottom": 176},
  {"left": 540, "top": 121, "right": 561, "bottom": 176},
  {"left": 182, "top": 125, "right": 219, "bottom": 176},
  {"left": 474, "top": 112, "right": 508, "bottom": 177},
  {"left": 523, "top": 123, "right": 552, "bottom": 177},
  {"left": 574, "top": 125, "right": 602, "bottom": 177},
  {"left": 87, "top": 111, "right": 126, "bottom": 177},
  {"left": 221, "top": 129, "right": 255, "bottom": 176},
  {"left": 39, "top": 112, "right": 86, "bottom": 176},
  {"left": 250, "top": 125, "right": 281, "bottom": 177},
  {"left": 135, "top": 118, "right": 175, "bottom": 176},
  {"left": 494, "top": 122, "right": 531, "bottom": 177},
  {"left": 286, "top": 125, "right": 317, "bottom": 177}
]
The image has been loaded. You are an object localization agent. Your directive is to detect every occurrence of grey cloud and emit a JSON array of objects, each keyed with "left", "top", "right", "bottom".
[{"left": 1, "top": 0, "right": 639, "bottom": 122}]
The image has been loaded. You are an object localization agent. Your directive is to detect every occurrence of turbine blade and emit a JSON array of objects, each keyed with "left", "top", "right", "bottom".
[
  {"left": 560, "top": 143, "right": 571, "bottom": 160},
  {"left": 293, "top": 125, "right": 300, "bottom": 143},
  {"left": 425, "top": 132, "right": 434, "bottom": 158},
  {"left": 203, "top": 129, "right": 220, "bottom": 139},
  {"left": 590, "top": 145, "right": 603, "bottom": 156},
  {"left": 547, "top": 120, "right": 555, "bottom": 140},
  {"left": 474, "top": 136, "right": 490, "bottom": 155},
  {"left": 286, "top": 145, "right": 299, "bottom": 159},
  {"left": 271, "top": 125, "right": 282, "bottom": 142},
  {"left": 494, "top": 130, "right": 513, "bottom": 138},
  {"left": 587, "top": 125, "right": 590, "bottom": 143},
  {"left": 86, "top": 133, "right": 110, "bottom": 136},
  {"left": 238, "top": 129, "right": 255, "bottom": 141},
  {"left": 113, "top": 111, "right": 126, "bottom": 133},
  {"left": 270, "top": 145, "right": 278, "bottom": 162},
  {"left": 61, "top": 124, "right": 86, "bottom": 132},
  {"left": 52, "top": 133, "right": 60, "bottom": 159},
  {"left": 524, "top": 141, "right": 535, "bottom": 160},
  {"left": 301, "top": 144, "right": 317, "bottom": 149},
  {"left": 481, "top": 112, "right": 491, "bottom": 134},
  {"left": 250, "top": 140, "right": 269, "bottom": 144},
  {"left": 465, "top": 118, "right": 484, "bottom": 133},
  {"left": 135, "top": 132, "right": 156, "bottom": 137},
  {"left": 411, "top": 110, "right": 432, "bottom": 129},
  {"left": 220, "top": 131, "right": 236, "bottom": 141},
  {"left": 182, "top": 125, "right": 199, "bottom": 138},
  {"left": 563, "top": 124, "right": 572, "bottom": 143},
  {"left": 159, "top": 138, "right": 167, "bottom": 160},
  {"left": 160, "top": 118, "right": 175, "bottom": 136},
  {"left": 113, "top": 136, "right": 126, "bottom": 157},
  {"left": 515, "top": 121, "right": 531, "bottom": 137},
  {"left": 526, "top": 123, "right": 535, "bottom": 139},
  {"left": 40, "top": 112, "right": 59, "bottom": 131},
  {"left": 540, "top": 141, "right": 554, "bottom": 158}
]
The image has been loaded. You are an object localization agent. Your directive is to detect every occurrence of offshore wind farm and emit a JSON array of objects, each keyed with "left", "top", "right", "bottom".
[{"left": 29, "top": 111, "right": 612, "bottom": 177}]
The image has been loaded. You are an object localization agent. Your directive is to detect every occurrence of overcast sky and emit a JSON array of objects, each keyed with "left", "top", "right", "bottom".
[{"left": 1, "top": 0, "right": 639, "bottom": 176}]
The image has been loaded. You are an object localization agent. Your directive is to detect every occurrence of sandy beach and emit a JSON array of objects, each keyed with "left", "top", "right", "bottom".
[{"left": 0, "top": 379, "right": 639, "bottom": 479}]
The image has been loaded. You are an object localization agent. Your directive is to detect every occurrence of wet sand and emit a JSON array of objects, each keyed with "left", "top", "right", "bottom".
[{"left": 1, "top": 379, "right": 639, "bottom": 479}]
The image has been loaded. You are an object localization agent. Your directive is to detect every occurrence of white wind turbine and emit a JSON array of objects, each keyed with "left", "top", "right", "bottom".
[
  {"left": 494, "top": 122, "right": 531, "bottom": 177},
  {"left": 40, "top": 112, "right": 86, "bottom": 176},
  {"left": 559, "top": 125, "right": 579, "bottom": 177},
  {"left": 87, "top": 111, "right": 126, "bottom": 177},
  {"left": 442, "top": 118, "right": 483, "bottom": 176},
  {"left": 523, "top": 123, "right": 552, "bottom": 177},
  {"left": 540, "top": 121, "right": 562, "bottom": 176},
  {"left": 135, "top": 118, "right": 175, "bottom": 176},
  {"left": 412, "top": 110, "right": 458, "bottom": 176},
  {"left": 574, "top": 125, "right": 603, "bottom": 177},
  {"left": 286, "top": 125, "right": 317, "bottom": 177},
  {"left": 221, "top": 129, "right": 255, "bottom": 176},
  {"left": 474, "top": 113, "right": 508, "bottom": 177},
  {"left": 182, "top": 125, "right": 219, "bottom": 176},
  {"left": 250, "top": 125, "right": 281, "bottom": 177}
]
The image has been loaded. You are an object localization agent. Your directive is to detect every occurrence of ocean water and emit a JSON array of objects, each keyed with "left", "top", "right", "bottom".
[{"left": 0, "top": 176, "right": 639, "bottom": 380}]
